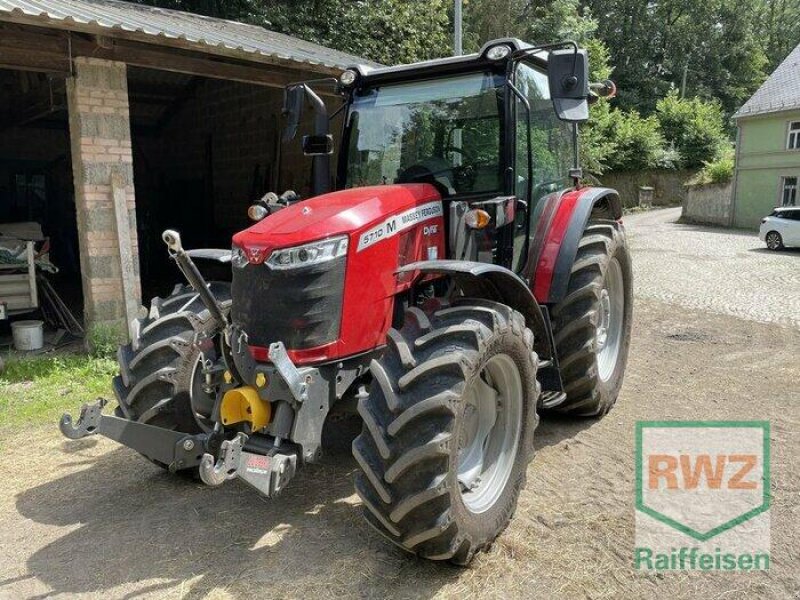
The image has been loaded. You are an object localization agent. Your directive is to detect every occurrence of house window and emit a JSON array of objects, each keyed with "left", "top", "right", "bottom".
[
  {"left": 787, "top": 122, "right": 800, "bottom": 149},
  {"left": 781, "top": 176, "right": 797, "bottom": 206}
]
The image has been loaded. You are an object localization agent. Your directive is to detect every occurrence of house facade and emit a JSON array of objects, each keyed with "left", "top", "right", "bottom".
[{"left": 732, "top": 44, "right": 800, "bottom": 228}]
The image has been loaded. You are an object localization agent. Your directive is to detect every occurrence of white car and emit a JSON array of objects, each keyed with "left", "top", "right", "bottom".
[{"left": 759, "top": 207, "right": 800, "bottom": 250}]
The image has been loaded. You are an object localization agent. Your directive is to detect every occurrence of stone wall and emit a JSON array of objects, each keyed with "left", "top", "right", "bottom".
[
  {"left": 67, "top": 57, "right": 140, "bottom": 338},
  {"left": 599, "top": 170, "right": 696, "bottom": 208},
  {"left": 682, "top": 181, "right": 733, "bottom": 226}
]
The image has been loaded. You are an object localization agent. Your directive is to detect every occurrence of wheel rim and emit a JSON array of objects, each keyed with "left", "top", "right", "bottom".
[
  {"left": 457, "top": 353, "right": 523, "bottom": 514},
  {"left": 596, "top": 257, "right": 624, "bottom": 382},
  {"left": 767, "top": 233, "right": 780, "bottom": 250}
]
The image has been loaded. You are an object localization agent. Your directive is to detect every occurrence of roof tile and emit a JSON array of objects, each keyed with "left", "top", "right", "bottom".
[{"left": 734, "top": 43, "right": 800, "bottom": 119}]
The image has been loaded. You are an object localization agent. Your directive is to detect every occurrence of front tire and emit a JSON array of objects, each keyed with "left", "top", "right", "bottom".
[
  {"left": 549, "top": 219, "right": 633, "bottom": 416},
  {"left": 353, "top": 299, "right": 539, "bottom": 565},
  {"left": 113, "top": 283, "right": 231, "bottom": 468},
  {"left": 765, "top": 231, "right": 784, "bottom": 251}
]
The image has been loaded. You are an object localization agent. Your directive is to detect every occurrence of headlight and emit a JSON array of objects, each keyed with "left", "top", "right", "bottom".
[
  {"left": 266, "top": 236, "right": 348, "bottom": 270},
  {"left": 486, "top": 44, "right": 511, "bottom": 61},
  {"left": 339, "top": 69, "right": 358, "bottom": 87},
  {"left": 231, "top": 244, "right": 248, "bottom": 269}
]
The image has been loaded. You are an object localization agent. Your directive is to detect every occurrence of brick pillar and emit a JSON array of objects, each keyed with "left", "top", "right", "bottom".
[{"left": 66, "top": 57, "right": 141, "bottom": 341}]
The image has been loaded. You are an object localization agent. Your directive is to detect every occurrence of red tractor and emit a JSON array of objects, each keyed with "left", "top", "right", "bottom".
[{"left": 61, "top": 39, "right": 631, "bottom": 565}]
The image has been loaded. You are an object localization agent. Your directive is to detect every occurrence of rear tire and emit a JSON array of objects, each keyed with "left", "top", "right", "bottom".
[
  {"left": 353, "top": 299, "right": 539, "bottom": 565},
  {"left": 548, "top": 220, "right": 633, "bottom": 416},
  {"left": 113, "top": 282, "right": 231, "bottom": 469}
]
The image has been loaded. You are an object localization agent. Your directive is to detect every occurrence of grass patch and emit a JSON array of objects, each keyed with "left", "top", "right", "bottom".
[{"left": 0, "top": 353, "right": 116, "bottom": 432}]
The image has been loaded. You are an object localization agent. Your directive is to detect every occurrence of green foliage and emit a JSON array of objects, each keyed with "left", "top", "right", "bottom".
[
  {"left": 656, "top": 91, "right": 729, "bottom": 168},
  {"left": 582, "top": 102, "right": 666, "bottom": 174},
  {"left": 757, "top": 0, "right": 800, "bottom": 73},
  {"left": 584, "top": 0, "right": 769, "bottom": 115},
  {"left": 606, "top": 110, "right": 666, "bottom": 172},
  {"left": 0, "top": 354, "right": 116, "bottom": 430},
  {"left": 87, "top": 323, "right": 126, "bottom": 359},
  {"left": 689, "top": 147, "right": 736, "bottom": 185}
]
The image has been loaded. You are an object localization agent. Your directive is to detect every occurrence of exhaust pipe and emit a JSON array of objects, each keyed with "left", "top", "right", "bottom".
[{"left": 162, "top": 229, "right": 228, "bottom": 329}]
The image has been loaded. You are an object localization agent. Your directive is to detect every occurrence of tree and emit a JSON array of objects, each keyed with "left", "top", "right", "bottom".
[
  {"left": 583, "top": 0, "right": 769, "bottom": 115},
  {"left": 656, "top": 90, "right": 729, "bottom": 168},
  {"left": 757, "top": 0, "right": 800, "bottom": 73},
  {"left": 586, "top": 104, "right": 666, "bottom": 172}
]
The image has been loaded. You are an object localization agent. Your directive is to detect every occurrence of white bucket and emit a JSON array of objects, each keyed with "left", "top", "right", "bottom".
[{"left": 11, "top": 320, "right": 44, "bottom": 351}]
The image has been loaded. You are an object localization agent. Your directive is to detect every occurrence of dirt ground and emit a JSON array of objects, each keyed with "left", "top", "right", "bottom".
[{"left": 1, "top": 210, "right": 798, "bottom": 599}]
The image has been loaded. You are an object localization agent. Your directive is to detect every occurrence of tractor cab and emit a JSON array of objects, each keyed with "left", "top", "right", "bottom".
[{"left": 276, "top": 39, "right": 610, "bottom": 274}]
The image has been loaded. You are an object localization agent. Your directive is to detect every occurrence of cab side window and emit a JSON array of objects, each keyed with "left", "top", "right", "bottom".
[{"left": 512, "top": 62, "right": 574, "bottom": 271}]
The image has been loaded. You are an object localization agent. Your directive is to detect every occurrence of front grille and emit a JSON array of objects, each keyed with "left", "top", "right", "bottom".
[{"left": 231, "top": 256, "right": 346, "bottom": 349}]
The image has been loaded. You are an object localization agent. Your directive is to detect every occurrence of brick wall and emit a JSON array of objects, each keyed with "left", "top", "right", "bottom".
[{"left": 67, "top": 57, "right": 140, "bottom": 338}]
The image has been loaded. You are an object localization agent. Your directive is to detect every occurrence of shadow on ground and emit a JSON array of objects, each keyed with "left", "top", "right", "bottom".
[
  {"left": 13, "top": 410, "right": 595, "bottom": 598},
  {"left": 747, "top": 247, "right": 800, "bottom": 256}
]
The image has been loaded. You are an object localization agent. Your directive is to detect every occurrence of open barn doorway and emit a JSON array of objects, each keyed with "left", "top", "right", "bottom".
[
  {"left": 0, "top": 67, "right": 83, "bottom": 335},
  {"left": 126, "top": 66, "right": 303, "bottom": 301}
]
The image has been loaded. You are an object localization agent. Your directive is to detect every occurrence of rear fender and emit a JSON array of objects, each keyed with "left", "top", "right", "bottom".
[
  {"left": 397, "top": 260, "right": 553, "bottom": 362},
  {"left": 528, "top": 187, "right": 621, "bottom": 304}
]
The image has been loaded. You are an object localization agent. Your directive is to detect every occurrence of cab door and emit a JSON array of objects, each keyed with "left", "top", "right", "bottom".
[{"left": 510, "top": 61, "right": 573, "bottom": 273}]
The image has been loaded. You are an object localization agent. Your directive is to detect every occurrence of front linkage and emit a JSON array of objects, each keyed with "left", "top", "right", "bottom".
[
  {"left": 60, "top": 231, "right": 306, "bottom": 498},
  {"left": 61, "top": 400, "right": 297, "bottom": 496}
]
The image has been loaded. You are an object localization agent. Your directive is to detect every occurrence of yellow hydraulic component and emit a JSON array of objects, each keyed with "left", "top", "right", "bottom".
[
  {"left": 220, "top": 386, "right": 271, "bottom": 430},
  {"left": 255, "top": 372, "right": 268, "bottom": 388}
]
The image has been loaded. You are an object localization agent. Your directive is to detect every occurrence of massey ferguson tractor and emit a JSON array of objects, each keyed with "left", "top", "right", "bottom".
[{"left": 61, "top": 39, "right": 632, "bottom": 565}]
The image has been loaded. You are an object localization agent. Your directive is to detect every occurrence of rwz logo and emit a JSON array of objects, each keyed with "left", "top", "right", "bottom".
[
  {"left": 634, "top": 421, "right": 771, "bottom": 571},
  {"left": 648, "top": 453, "right": 758, "bottom": 490}
]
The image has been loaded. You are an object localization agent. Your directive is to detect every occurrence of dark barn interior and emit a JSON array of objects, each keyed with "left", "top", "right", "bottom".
[
  {"left": 127, "top": 66, "right": 330, "bottom": 300},
  {"left": 0, "top": 68, "right": 81, "bottom": 313},
  {"left": 0, "top": 64, "right": 332, "bottom": 313}
]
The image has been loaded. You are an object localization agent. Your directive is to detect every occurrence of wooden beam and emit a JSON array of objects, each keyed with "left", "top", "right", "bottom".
[
  {"left": 0, "top": 22, "right": 341, "bottom": 95},
  {"left": 0, "top": 12, "right": 343, "bottom": 76},
  {"left": 0, "top": 24, "right": 70, "bottom": 73},
  {"left": 72, "top": 36, "right": 331, "bottom": 91}
]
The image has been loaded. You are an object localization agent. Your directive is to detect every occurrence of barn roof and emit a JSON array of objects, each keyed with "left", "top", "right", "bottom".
[{"left": 0, "top": 0, "right": 376, "bottom": 72}]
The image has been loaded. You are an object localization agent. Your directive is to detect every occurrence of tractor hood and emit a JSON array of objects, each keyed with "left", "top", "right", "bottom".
[{"left": 232, "top": 184, "right": 440, "bottom": 256}]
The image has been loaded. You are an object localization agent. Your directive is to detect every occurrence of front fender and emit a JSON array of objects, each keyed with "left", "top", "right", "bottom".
[{"left": 397, "top": 260, "right": 553, "bottom": 361}]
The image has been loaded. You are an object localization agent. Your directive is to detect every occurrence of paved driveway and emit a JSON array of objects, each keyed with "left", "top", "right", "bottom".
[{"left": 624, "top": 208, "right": 800, "bottom": 329}]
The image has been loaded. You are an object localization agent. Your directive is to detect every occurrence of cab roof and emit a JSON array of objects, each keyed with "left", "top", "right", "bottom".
[{"left": 348, "top": 38, "right": 548, "bottom": 86}]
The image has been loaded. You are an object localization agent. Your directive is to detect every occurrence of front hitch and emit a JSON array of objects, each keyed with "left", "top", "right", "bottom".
[
  {"left": 61, "top": 400, "right": 299, "bottom": 497},
  {"left": 199, "top": 431, "right": 298, "bottom": 497},
  {"left": 60, "top": 399, "right": 213, "bottom": 472},
  {"left": 199, "top": 432, "right": 247, "bottom": 486}
]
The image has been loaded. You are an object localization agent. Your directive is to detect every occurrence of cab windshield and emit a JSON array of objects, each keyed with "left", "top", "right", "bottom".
[{"left": 343, "top": 71, "right": 505, "bottom": 196}]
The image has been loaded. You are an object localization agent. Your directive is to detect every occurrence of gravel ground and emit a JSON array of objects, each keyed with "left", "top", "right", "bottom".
[
  {"left": 624, "top": 207, "right": 800, "bottom": 327},
  {"left": 0, "top": 209, "right": 798, "bottom": 600}
]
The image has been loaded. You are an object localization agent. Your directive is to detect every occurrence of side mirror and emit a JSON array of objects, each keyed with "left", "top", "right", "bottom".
[
  {"left": 283, "top": 84, "right": 304, "bottom": 142},
  {"left": 548, "top": 48, "right": 589, "bottom": 122},
  {"left": 302, "top": 134, "right": 334, "bottom": 156}
]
